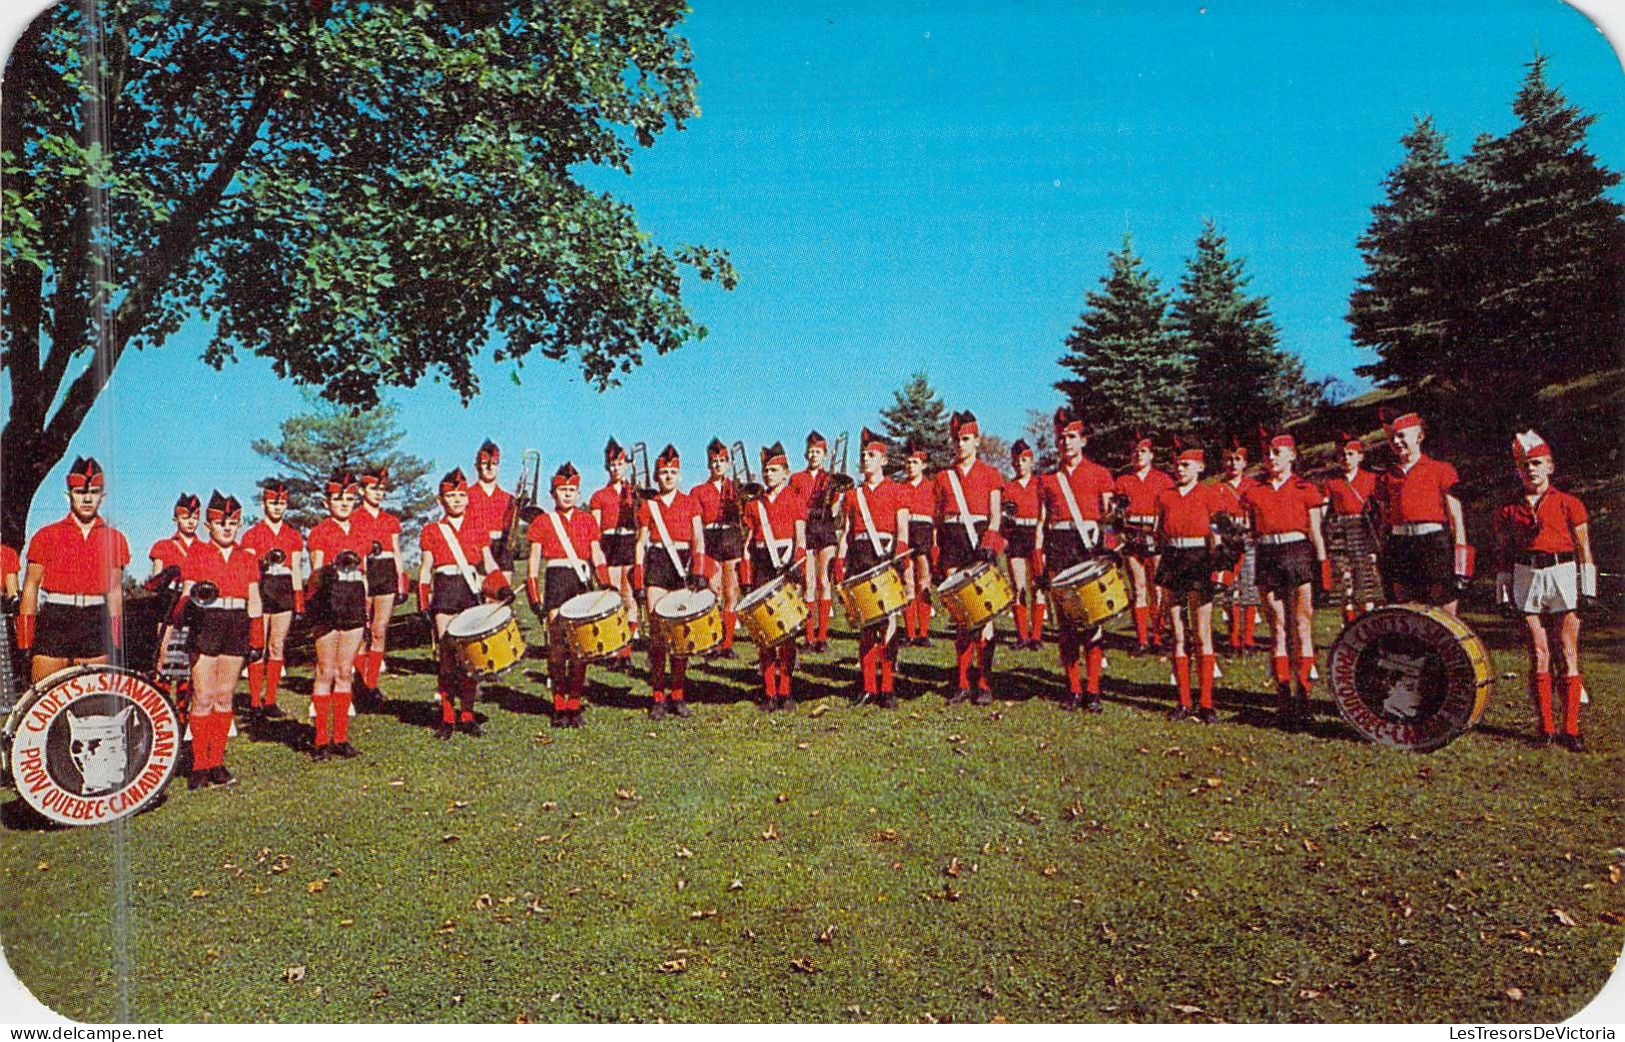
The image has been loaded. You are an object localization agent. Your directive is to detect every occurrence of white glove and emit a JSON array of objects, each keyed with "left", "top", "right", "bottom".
[{"left": 1580, "top": 563, "right": 1597, "bottom": 599}]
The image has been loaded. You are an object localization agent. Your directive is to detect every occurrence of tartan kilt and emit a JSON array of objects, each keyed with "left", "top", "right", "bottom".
[
  {"left": 1325, "top": 514, "right": 1383, "bottom": 604},
  {"left": 1218, "top": 541, "right": 1261, "bottom": 608}
]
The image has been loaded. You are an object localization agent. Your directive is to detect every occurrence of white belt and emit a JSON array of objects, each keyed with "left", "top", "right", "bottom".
[
  {"left": 943, "top": 514, "right": 987, "bottom": 523},
  {"left": 754, "top": 537, "right": 794, "bottom": 552},
  {"left": 198, "top": 597, "right": 248, "bottom": 610},
  {"left": 1011, "top": 518, "right": 1039, "bottom": 527},
  {"left": 334, "top": 569, "right": 364, "bottom": 583},
  {"left": 1165, "top": 536, "right": 1207, "bottom": 549},
  {"left": 1127, "top": 514, "right": 1156, "bottom": 525},
  {"left": 434, "top": 565, "right": 467, "bottom": 576},
  {"left": 854, "top": 531, "right": 895, "bottom": 546},
  {"left": 653, "top": 540, "right": 691, "bottom": 550},
  {"left": 1258, "top": 532, "right": 1307, "bottom": 545},
  {"left": 42, "top": 592, "right": 107, "bottom": 607},
  {"left": 1390, "top": 522, "right": 1444, "bottom": 536},
  {"left": 544, "top": 560, "right": 587, "bottom": 571},
  {"left": 605, "top": 527, "right": 636, "bottom": 536},
  {"left": 261, "top": 565, "right": 292, "bottom": 577},
  {"left": 370, "top": 551, "right": 395, "bottom": 560},
  {"left": 702, "top": 522, "right": 735, "bottom": 531},
  {"left": 1046, "top": 520, "right": 1100, "bottom": 533}
]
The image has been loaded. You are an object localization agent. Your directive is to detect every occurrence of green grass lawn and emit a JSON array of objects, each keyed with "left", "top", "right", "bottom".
[{"left": 2, "top": 604, "right": 1620, "bottom": 1024}]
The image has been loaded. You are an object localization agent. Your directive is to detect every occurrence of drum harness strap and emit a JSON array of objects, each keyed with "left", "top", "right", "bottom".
[
  {"left": 854, "top": 485, "right": 887, "bottom": 560},
  {"left": 437, "top": 520, "right": 484, "bottom": 597},
  {"left": 546, "top": 511, "right": 592, "bottom": 585},
  {"left": 1055, "top": 464, "right": 1100, "bottom": 550},
  {"left": 756, "top": 498, "right": 787, "bottom": 571},
  {"left": 945, "top": 466, "right": 981, "bottom": 548},
  {"left": 648, "top": 496, "right": 690, "bottom": 580}
]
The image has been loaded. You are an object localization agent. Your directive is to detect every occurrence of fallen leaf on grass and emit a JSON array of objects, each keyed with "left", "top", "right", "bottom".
[
  {"left": 817, "top": 925, "right": 837, "bottom": 944},
  {"left": 436, "top": 919, "right": 457, "bottom": 934},
  {"left": 474, "top": 894, "right": 493, "bottom": 910},
  {"left": 541, "top": 801, "right": 557, "bottom": 811},
  {"left": 796, "top": 742, "right": 810, "bottom": 750},
  {"left": 1260, "top": 976, "right": 1289, "bottom": 986},
  {"left": 189, "top": 888, "right": 209, "bottom": 900},
  {"left": 282, "top": 966, "right": 306, "bottom": 983},
  {"left": 1209, "top": 830, "right": 1234, "bottom": 844},
  {"left": 1598, "top": 911, "right": 1624, "bottom": 925},
  {"left": 809, "top": 704, "right": 829, "bottom": 718},
  {"left": 1350, "top": 948, "right": 1377, "bottom": 966},
  {"left": 1549, "top": 907, "right": 1578, "bottom": 927},
  {"left": 1298, "top": 988, "right": 1323, "bottom": 1001},
  {"left": 442, "top": 834, "right": 459, "bottom": 844},
  {"left": 35, "top": 862, "right": 48, "bottom": 872},
  {"left": 873, "top": 828, "right": 899, "bottom": 843},
  {"left": 776, "top": 793, "right": 791, "bottom": 803},
  {"left": 944, "top": 857, "right": 964, "bottom": 878},
  {"left": 740, "top": 927, "right": 757, "bottom": 941},
  {"left": 690, "top": 908, "right": 718, "bottom": 920},
  {"left": 675, "top": 846, "right": 693, "bottom": 859},
  {"left": 1607, "top": 864, "right": 1622, "bottom": 886},
  {"left": 306, "top": 880, "right": 327, "bottom": 894},
  {"left": 447, "top": 800, "right": 470, "bottom": 812},
  {"left": 789, "top": 957, "right": 819, "bottom": 974},
  {"left": 658, "top": 958, "right": 687, "bottom": 974},
  {"left": 1504, "top": 987, "right": 1525, "bottom": 1002},
  {"left": 1041, "top": 866, "right": 1059, "bottom": 877},
  {"left": 338, "top": 919, "right": 354, "bottom": 928},
  {"left": 1169, "top": 1003, "right": 1203, "bottom": 1015},
  {"left": 1302, "top": 838, "right": 1320, "bottom": 853},
  {"left": 761, "top": 822, "right": 780, "bottom": 841},
  {"left": 729, "top": 879, "right": 745, "bottom": 892},
  {"left": 615, "top": 787, "right": 638, "bottom": 801}
]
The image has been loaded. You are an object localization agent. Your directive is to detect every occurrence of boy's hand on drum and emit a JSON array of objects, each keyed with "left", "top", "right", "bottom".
[
  {"left": 684, "top": 572, "right": 708, "bottom": 593},
  {"left": 831, "top": 559, "right": 846, "bottom": 583}
]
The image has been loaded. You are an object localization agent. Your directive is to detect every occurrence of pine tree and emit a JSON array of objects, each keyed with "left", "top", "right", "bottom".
[
  {"left": 879, "top": 371, "right": 954, "bottom": 471},
  {"left": 1056, "top": 235, "right": 1189, "bottom": 459},
  {"left": 1172, "top": 220, "right": 1313, "bottom": 441},
  {"left": 250, "top": 396, "right": 437, "bottom": 549},
  {"left": 1466, "top": 53, "right": 1625, "bottom": 396}
]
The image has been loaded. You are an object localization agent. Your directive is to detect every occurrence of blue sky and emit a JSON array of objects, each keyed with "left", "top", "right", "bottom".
[{"left": 8, "top": 0, "right": 1624, "bottom": 558}]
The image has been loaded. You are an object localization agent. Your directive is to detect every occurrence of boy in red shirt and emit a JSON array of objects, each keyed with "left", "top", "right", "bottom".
[
  {"left": 1155, "top": 445, "right": 1222, "bottom": 722},
  {"left": 790, "top": 432, "right": 840, "bottom": 652},
  {"left": 419, "top": 468, "right": 508, "bottom": 740},
  {"left": 1004, "top": 440, "right": 1043, "bottom": 649},
  {"left": 635, "top": 445, "right": 714, "bottom": 718},
  {"left": 240, "top": 481, "right": 304, "bottom": 716},
  {"left": 1319, "top": 435, "right": 1382, "bottom": 622},
  {"left": 1116, "top": 437, "right": 1174, "bottom": 652},
  {"left": 899, "top": 439, "right": 936, "bottom": 646},
  {"left": 742, "top": 442, "right": 808, "bottom": 710},
  {"left": 836, "top": 428, "right": 911, "bottom": 707},
  {"left": 468, "top": 440, "right": 515, "bottom": 582},
  {"left": 933, "top": 410, "right": 1006, "bottom": 705},
  {"left": 693, "top": 438, "right": 745, "bottom": 658},
  {"left": 1211, "top": 440, "right": 1261, "bottom": 652},
  {"left": 1373, "top": 413, "right": 1470, "bottom": 613},
  {"left": 1038, "top": 407, "right": 1117, "bottom": 711},
  {"left": 589, "top": 439, "right": 640, "bottom": 667},
  {"left": 527, "top": 463, "right": 611, "bottom": 728},
  {"left": 1493, "top": 431, "right": 1596, "bottom": 751}
]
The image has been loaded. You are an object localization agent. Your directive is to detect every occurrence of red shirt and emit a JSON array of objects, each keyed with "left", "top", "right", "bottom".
[
  {"left": 465, "top": 482, "right": 513, "bottom": 543},
  {"left": 26, "top": 515, "right": 131, "bottom": 595},
  {"left": 305, "top": 517, "right": 374, "bottom": 569},
  {"left": 1156, "top": 483, "right": 1221, "bottom": 540},
  {"left": 691, "top": 477, "right": 738, "bottom": 527},
  {"left": 1211, "top": 475, "right": 1258, "bottom": 521},
  {"left": 1242, "top": 476, "right": 1324, "bottom": 536},
  {"left": 148, "top": 533, "right": 197, "bottom": 572},
  {"left": 1322, "top": 468, "right": 1378, "bottom": 517},
  {"left": 182, "top": 540, "right": 260, "bottom": 600},
  {"left": 745, "top": 485, "right": 806, "bottom": 547},
  {"left": 900, "top": 476, "right": 935, "bottom": 520},
  {"left": 933, "top": 459, "right": 1004, "bottom": 522},
  {"left": 240, "top": 519, "right": 304, "bottom": 564},
  {"left": 1115, "top": 468, "right": 1175, "bottom": 518},
  {"left": 0, "top": 545, "right": 18, "bottom": 585},
  {"left": 789, "top": 468, "right": 832, "bottom": 505},
  {"left": 354, "top": 505, "right": 403, "bottom": 552},
  {"left": 1041, "top": 458, "right": 1116, "bottom": 524},
  {"left": 1003, "top": 475, "right": 1042, "bottom": 522},
  {"left": 843, "top": 480, "right": 907, "bottom": 537},
  {"left": 1375, "top": 456, "right": 1458, "bottom": 524},
  {"left": 527, "top": 508, "right": 601, "bottom": 562},
  {"left": 420, "top": 515, "right": 490, "bottom": 570},
  {"left": 1494, "top": 488, "right": 1588, "bottom": 563},
  {"left": 639, "top": 491, "right": 701, "bottom": 548},
  {"left": 589, "top": 482, "right": 637, "bottom": 533}
]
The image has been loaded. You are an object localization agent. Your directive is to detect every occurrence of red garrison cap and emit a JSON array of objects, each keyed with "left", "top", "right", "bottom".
[
  {"left": 174, "top": 493, "right": 201, "bottom": 517},
  {"left": 950, "top": 411, "right": 979, "bottom": 437},
  {"left": 476, "top": 439, "right": 501, "bottom": 464},
  {"left": 552, "top": 462, "right": 581, "bottom": 490},
  {"left": 439, "top": 468, "right": 469, "bottom": 494},
  {"left": 761, "top": 442, "right": 789, "bottom": 469},
  {"left": 656, "top": 444, "right": 681, "bottom": 470},
  {"left": 66, "top": 457, "right": 104, "bottom": 491},
  {"left": 205, "top": 491, "right": 242, "bottom": 522},
  {"left": 861, "top": 427, "right": 888, "bottom": 456}
]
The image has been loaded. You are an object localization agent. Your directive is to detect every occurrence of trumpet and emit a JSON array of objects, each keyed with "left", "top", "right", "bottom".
[
  {"left": 731, "top": 440, "right": 763, "bottom": 502},
  {"left": 630, "top": 441, "right": 658, "bottom": 500},
  {"left": 828, "top": 430, "right": 855, "bottom": 495}
]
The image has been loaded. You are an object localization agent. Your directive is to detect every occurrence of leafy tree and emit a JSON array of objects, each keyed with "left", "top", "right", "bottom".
[
  {"left": 978, "top": 433, "right": 1012, "bottom": 478},
  {"left": 1056, "top": 235, "right": 1189, "bottom": 458},
  {"left": 250, "top": 397, "right": 437, "bottom": 550},
  {"left": 1021, "top": 410, "right": 1059, "bottom": 472},
  {"left": 1, "top": 0, "right": 735, "bottom": 548},
  {"left": 879, "top": 371, "right": 953, "bottom": 472}
]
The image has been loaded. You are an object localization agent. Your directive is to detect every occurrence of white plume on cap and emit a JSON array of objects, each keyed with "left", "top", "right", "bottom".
[{"left": 1512, "top": 430, "right": 1551, "bottom": 461}]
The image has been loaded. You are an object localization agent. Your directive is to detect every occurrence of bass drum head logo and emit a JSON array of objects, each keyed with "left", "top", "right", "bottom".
[
  {"left": 1328, "top": 606, "right": 1492, "bottom": 753},
  {"left": 6, "top": 666, "right": 180, "bottom": 826}
]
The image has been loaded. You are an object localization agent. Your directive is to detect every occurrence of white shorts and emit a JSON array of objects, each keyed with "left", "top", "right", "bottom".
[{"left": 1513, "top": 561, "right": 1579, "bottom": 615}]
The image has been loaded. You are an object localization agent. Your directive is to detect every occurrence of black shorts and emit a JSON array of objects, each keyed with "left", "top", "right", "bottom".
[
  {"left": 1043, "top": 527, "right": 1099, "bottom": 576},
  {"left": 907, "top": 520, "right": 934, "bottom": 558},
  {"left": 542, "top": 566, "right": 589, "bottom": 612},
  {"left": 703, "top": 524, "right": 743, "bottom": 563},
  {"left": 366, "top": 556, "right": 399, "bottom": 594},
  {"left": 311, "top": 574, "right": 367, "bottom": 630},
  {"left": 806, "top": 517, "right": 837, "bottom": 552},
  {"left": 1384, "top": 530, "right": 1452, "bottom": 588},
  {"left": 489, "top": 536, "right": 515, "bottom": 573},
  {"left": 34, "top": 601, "right": 109, "bottom": 659},
  {"left": 936, "top": 520, "right": 984, "bottom": 574},
  {"left": 187, "top": 607, "right": 250, "bottom": 657},
  {"left": 1255, "top": 540, "right": 1316, "bottom": 594},
  {"left": 1158, "top": 546, "right": 1214, "bottom": 598},
  {"left": 432, "top": 573, "right": 480, "bottom": 617},
  {"left": 845, "top": 537, "right": 897, "bottom": 577},
  {"left": 259, "top": 573, "right": 296, "bottom": 615},
  {"left": 601, "top": 532, "right": 636, "bottom": 567},
  {"left": 1006, "top": 524, "right": 1038, "bottom": 560},
  {"left": 645, "top": 548, "right": 691, "bottom": 591},
  {"left": 748, "top": 545, "right": 786, "bottom": 587}
]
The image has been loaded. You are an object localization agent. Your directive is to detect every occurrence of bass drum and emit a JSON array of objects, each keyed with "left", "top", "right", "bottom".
[
  {"left": 1327, "top": 604, "right": 1494, "bottom": 752},
  {"left": 2, "top": 665, "right": 182, "bottom": 826}
]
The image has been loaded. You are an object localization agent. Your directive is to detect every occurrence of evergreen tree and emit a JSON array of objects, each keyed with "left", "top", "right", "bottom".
[
  {"left": 251, "top": 396, "right": 436, "bottom": 549},
  {"left": 1056, "top": 236, "right": 1189, "bottom": 458},
  {"left": 1021, "top": 410, "right": 1060, "bottom": 472},
  {"left": 879, "top": 371, "right": 954, "bottom": 471}
]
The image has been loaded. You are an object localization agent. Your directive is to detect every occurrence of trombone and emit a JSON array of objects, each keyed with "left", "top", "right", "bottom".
[
  {"left": 731, "top": 440, "right": 763, "bottom": 502},
  {"left": 828, "top": 430, "right": 854, "bottom": 494},
  {"left": 497, "top": 449, "right": 543, "bottom": 569},
  {"left": 630, "top": 441, "right": 657, "bottom": 500}
]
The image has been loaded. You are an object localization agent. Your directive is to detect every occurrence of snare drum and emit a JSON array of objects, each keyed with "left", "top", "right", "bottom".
[
  {"left": 937, "top": 560, "right": 1015, "bottom": 632},
  {"left": 736, "top": 572, "right": 808, "bottom": 648},
  {"left": 1048, "top": 558, "right": 1129, "bottom": 628},
  {"left": 652, "top": 588, "right": 724, "bottom": 657},
  {"left": 444, "top": 602, "right": 526, "bottom": 676},
  {"left": 1327, "top": 604, "right": 1494, "bottom": 752},
  {"left": 555, "top": 590, "right": 632, "bottom": 661},
  {"left": 838, "top": 561, "right": 909, "bottom": 630}
]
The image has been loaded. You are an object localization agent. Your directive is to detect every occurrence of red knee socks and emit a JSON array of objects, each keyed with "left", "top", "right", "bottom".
[
  {"left": 1134, "top": 606, "right": 1149, "bottom": 647},
  {"left": 722, "top": 610, "right": 736, "bottom": 649},
  {"left": 1272, "top": 655, "right": 1290, "bottom": 687},
  {"left": 1296, "top": 655, "right": 1314, "bottom": 695},
  {"left": 671, "top": 657, "right": 688, "bottom": 703},
  {"left": 312, "top": 696, "right": 332, "bottom": 747},
  {"left": 859, "top": 634, "right": 880, "bottom": 695},
  {"left": 955, "top": 633, "right": 974, "bottom": 690},
  {"left": 333, "top": 690, "right": 352, "bottom": 743},
  {"left": 1086, "top": 643, "right": 1104, "bottom": 694},
  {"left": 1243, "top": 606, "right": 1259, "bottom": 646},
  {"left": 1174, "top": 655, "right": 1191, "bottom": 708},
  {"left": 247, "top": 662, "right": 265, "bottom": 707},
  {"left": 1199, "top": 654, "right": 1215, "bottom": 710},
  {"left": 818, "top": 599, "right": 832, "bottom": 642},
  {"left": 265, "top": 659, "right": 283, "bottom": 706},
  {"left": 1031, "top": 602, "right": 1045, "bottom": 646},
  {"left": 977, "top": 637, "right": 994, "bottom": 690},
  {"left": 777, "top": 645, "right": 795, "bottom": 697},
  {"left": 1533, "top": 671, "right": 1554, "bottom": 734},
  {"left": 1563, "top": 674, "right": 1582, "bottom": 736},
  {"left": 1014, "top": 604, "right": 1030, "bottom": 644}
]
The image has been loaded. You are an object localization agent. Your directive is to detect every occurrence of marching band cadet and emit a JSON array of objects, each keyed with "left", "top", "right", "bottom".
[
  {"left": 1211, "top": 439, "right": 1262, "bottom": 652},
  {"left": 900, "top": 439, "right": 936, "bottom": 647},
  {"left": 177, "top": 492, "right": 263, "bottom": 788},
  {"left": 1038, "top": 408, "right": 1118, "bottom": 711},
  {"left": 1241, "top": 434, "right": 1330, "bottom": 726},
  {"left": 240, "top": 480, "right": 304, "bottom": 717},
  {"left": 1373, "top": 412, "right": 1470, "bottom": 614},
  {"left": 835, "top": 428, "right": 910, "bottom": 708},
  {"left": 933, "top": 410, "right": 1006, "bottom": 705},
  {"left": 693, "top": 438, "right": 744, "bottom": 658},
  {"left": 355, "top": 464, "right": 407, "bottom": 699},
  {"left": 634, "top": 444, "right": 713, "bottom": 719},
  {"left": 526, "top": 463, "right": 610, "bottom": 729},
  {"left": 468, "top": 439, "right": 516, "bottom": 582},
  {"left": 589, "top": 439, "right": 639, "bottom": 667},
  {"left": 1155, "top": 445, "right": 1222, "bottom": 722},
  {"left": 1004, "top": 440, "right": 1044, "bottom": 650},
  {"left": 1319, "top": 434, "right": 1381, "bottom": 623},
  {"left": 1116, "top": 436, "right": 1174, "bottom": 653},
  {"left": 305, "top": 470, "right": 373, "bottom": 759},
  {"left": 790, "top": 431, "right": 839, "bottom": 652},
  {"left": 17, "top": 458, "right": 131, "bottom": 684},
  {"left": 419, "top": 468, "right": 508, "bottom": 740},
  {"left": 149, "top": 493, "right": 200, "bottom": 578},
  {"left": 1494, "top": 431, "right": 1596, "bottom": 751},
  {"left": 743, "top": 442, "right": 808, "bottom": 710}
]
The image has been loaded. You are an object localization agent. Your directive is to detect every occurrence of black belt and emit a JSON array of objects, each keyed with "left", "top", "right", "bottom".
[{"left": 1517, "top": 550, "right": 1575, "bottom": 568}]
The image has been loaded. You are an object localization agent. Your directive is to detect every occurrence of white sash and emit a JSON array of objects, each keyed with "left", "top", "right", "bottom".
[
  {"left": 945, "top": 466, "right": 979, "bottom": 545},
  {"left": 437, "top": 520, "right": 482, "bottom": 596},
  {"left": 756, "top": 498, "right": 787, "bottom": 570},
  {"left": 854, "top": 485, "right": 886, "bottom": 559},
  {"left": 1055, "top": 463, "right": 1100, "bottom": 549},
  {"left": 547, "top": 510, "right": 591, "bottom": 583},
  {"left": 648, "top": 496, "right": 689, "bottom": 579}
]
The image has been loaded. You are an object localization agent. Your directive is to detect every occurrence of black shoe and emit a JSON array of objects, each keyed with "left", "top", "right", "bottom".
[
  {"left": 332, "top": 742, "right": 361, "bottom": 759},
  {"left": 458, "top": 719, "right": 483, "bottom": 737},
  {"left": 1196, "top": 707, "right": 1218, "bottom": 725},
  {"left": 311, "top": 745, "right": 331, "bottom": 762},
  {"left": 260, "top": 704, "right": 286, "bottom": 719},
  {"left": 878, "top": 694, "right": 897, "bottom": 709},
  {"left": 650, "top": 702, "right": 669, "bottom": 721},
  {"left": 212, "top": 766, "right": 238, "bottom": 786},
  {"left": 911, "top": 636, "right": 929, "bottom": 648},
  {"left": 1134, "top": 644, "right": 1150, "bottom": 657},
  {"left": 783, "top": 696, "right": 797, "bottom": 712},
  {"left": 1538, "top": 731, "right": 1556, "bottom": 747},
  {"left": 1560, "top": 734, "right": 1586, "bottom": 753},
  {"left": 947, "top": 689, "right": 972, "bottom": 706},
  {"left": 1083, "top": 696, "right": 1104, "bottom": 714},
  {"left": 673, "top": 700, "right": 692, "bottom": 718},
  {"left": 1167, "top": 705, "right": 1192, "bottom": 721},
  {"left": 551, "top": 713, "right": 567, "bottom": 728},
  {"left": 434, "top": 723, "right": 454, "bottom": 741},
  {"left": 188, "top": 772, "right": 211, "bottom": 791},
  {"left": 569, "top": 711, "right": 584, "bottom": 728},
  {"left": 759, "top": 697, "right": 775, "bottom": 713},
  {"left": 1059, "top": 695, "right": 1080, "bottom": 712},
  {"left": 972, "top": 689, "right": 993, "bottom": 706}
]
